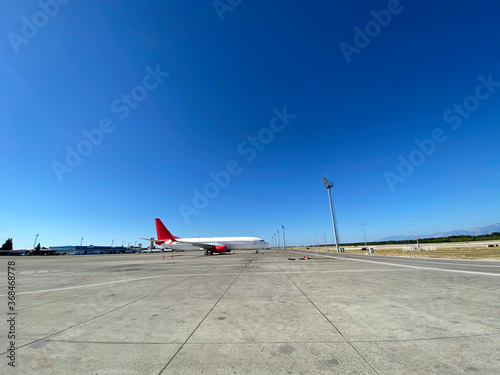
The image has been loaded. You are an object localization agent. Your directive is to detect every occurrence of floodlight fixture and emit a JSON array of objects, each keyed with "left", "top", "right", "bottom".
[{"left": 322, "top": 175, "right": 333, "bottom": 189}]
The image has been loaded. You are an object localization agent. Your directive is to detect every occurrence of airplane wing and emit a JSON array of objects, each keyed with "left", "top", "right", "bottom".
[
  {"left": 173, "top": 239, "right": 221, "bottom": 250},
  {"left": 140, "top": 238, "right": 165, "bottom": 246}
]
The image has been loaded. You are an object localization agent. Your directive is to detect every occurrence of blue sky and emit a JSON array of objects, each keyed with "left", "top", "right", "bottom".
[{"left": 1, "top": 0, "right": 499, "bottom": 249}]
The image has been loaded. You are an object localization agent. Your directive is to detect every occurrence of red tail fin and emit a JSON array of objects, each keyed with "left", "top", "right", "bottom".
[{"left": 155, "top": 218, "right": 176, "bottom": 242}]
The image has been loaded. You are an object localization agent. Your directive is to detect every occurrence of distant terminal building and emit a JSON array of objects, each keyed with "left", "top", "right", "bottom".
[
  {"left": 49, "top": 245, "right": 137, "bottom": 255},
  {"left": 0, "top": 249, "right": 31, "bottom": 256}
]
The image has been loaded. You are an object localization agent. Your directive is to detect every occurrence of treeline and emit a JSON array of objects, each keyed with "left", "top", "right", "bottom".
[
  {"left": 1, "top": 238, "right": 13, "bottom": 250},
  {"left": 340, "top": 232, "right": 500, "bottom": 247}
]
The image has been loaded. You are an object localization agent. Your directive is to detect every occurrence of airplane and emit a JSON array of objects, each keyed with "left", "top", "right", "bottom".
[{"left": 145, "top": 218, "right": 268, "bottom": 255}]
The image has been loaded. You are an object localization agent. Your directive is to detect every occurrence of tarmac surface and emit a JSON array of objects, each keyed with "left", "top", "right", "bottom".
[{"left": 1, "top": 251, "right": 500, "bottom": 374}]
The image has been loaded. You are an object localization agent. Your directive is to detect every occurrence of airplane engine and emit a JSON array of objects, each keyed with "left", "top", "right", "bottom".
[{"left": 214, "top": 245, "right": 226, "bottom": 253}]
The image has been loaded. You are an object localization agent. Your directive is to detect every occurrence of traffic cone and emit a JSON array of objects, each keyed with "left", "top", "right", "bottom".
[
  {"left": 163, "top": 254, "right": 164, "bottom": 259},
  {"left": 171, "top": 254, "right": 173, "bottom": 259}
]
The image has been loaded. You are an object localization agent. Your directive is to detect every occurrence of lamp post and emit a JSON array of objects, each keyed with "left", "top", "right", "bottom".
[
  {"left": 361, "top": 223, "right": 367, "bottom": 248},
  {"left": 281, "top": 225, "right": 286, "bottom": 249},
  {"left": 273, "top": 233, "right": 276, "bottom": 248},
  {"left": 33, "top": 234, "right": 39, "bottom": 250},
  {"left": 80, "top": 237, "right": 84, "bottom": 247},
  {"left": 111, "top": 239, "right": 114, "bottom": 248},
  {"left": 277, "top": 230, "right": 280, "bottom": 248}
]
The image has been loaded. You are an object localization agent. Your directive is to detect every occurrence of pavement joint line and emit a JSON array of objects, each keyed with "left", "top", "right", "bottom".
[
  {"left": 0, "top": 269, "right": 413, "bottom": 297},
  {"left": 12, "top": 331, "right": 500, "bottom": 346},
  {"left": 461, "top": 317, "right": 500, "bottom": 332},
  {"left": 7, "top": 288, "right": 106, "bottom": 313},
  {"left": 347, "top": 331, "right": 500, "bottom": 343},
  {"left": 0, "top": 268, "right": 245, "bottom": 297},
  {"left": 289, "top": 251, "right": 500, "bottom": 277},
  {"left": 177, "top": 331, "right": 500, "bottom": 343},
  {"left": 273, "top": 260, "right": 381, "bottom": 375},
  {"left": 158, "top": 260, "right": 249, "bottom": 374},
  {"left": 0, "top": 265, "right": 221, "bottom": 357}
]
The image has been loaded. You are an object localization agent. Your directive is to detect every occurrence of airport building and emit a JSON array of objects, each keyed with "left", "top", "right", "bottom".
[
  {"left": 49, "top": 245, "right": 137, "bottom": 255},
  {"left": 0, "top": 249, "right": 31, "bottom": 256}
]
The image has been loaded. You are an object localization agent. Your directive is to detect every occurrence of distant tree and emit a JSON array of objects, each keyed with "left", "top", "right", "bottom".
[{"left": 1, "top": 238, "right": 13, "bottom": 250}]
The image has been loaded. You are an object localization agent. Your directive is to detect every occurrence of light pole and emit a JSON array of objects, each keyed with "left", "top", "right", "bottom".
[
  {"left": 315, "top": 234, "right": 319, "bottom": 247},
  {"left": 111, "top": 239, "right": 114, "bottom": 248},
  {"left": 134, "top": 241, "right": 137, "bottom": 247},
  {"left": 411, "top": 218, "right": 420, "bottom": 248},
  {"left": 322, "top": 175, "right": 340, "bottom": 252},
  {"left": 80, "top": 237, "right": 84, "bottom": 247},
  {"left": 361, "top": 223, "right": 367, "bottom": 248},
  {"left": 323, "top": 233, "right": 327, "bottom": 245},
  {"left": 277, "top": 230, "right": 280, "bottom": 248},
  {"left": 274, "top": 233, "right": 276, "bottom": 248},
  {"left": 33, "top": 234, "right": 39, "bottom": 250},
  {"left": 122, "top": 241, "right": 124, "bottom": 247},
  {"left": 281, "top": 225, "right": 286, "bottom": 249}
]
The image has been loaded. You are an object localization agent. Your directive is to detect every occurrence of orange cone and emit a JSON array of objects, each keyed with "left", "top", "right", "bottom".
[{"left": 163, "top": 254, "right": 164, "bottom": 259}]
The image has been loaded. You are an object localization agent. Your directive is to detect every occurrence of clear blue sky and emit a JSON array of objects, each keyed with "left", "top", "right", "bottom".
[{"left": 1, "top": 0, "right": 499, "bottom": 248}]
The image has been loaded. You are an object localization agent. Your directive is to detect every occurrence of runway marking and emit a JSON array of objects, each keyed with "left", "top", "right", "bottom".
[
  {"left": 290, "top": 252, "right": 500, "bottom": 277},
  {"left": 0, "top": 270, "right": 217, "bottom": 357},
  {"left": 356, "top": 255, "right": 500, "bottom": 268},
  {"left": 0, "top": 269, "right": 408, "bottom": 297},
  {"left": 5, "top": 253, "right": 499, "bottom": 298}
]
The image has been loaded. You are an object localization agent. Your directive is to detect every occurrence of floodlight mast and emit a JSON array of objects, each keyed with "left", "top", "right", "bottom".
[
  {"left": 361, "top": 223, "right": 367, "bottom": 248},
  {"left": 281, "top": 225, "right": 286, "bottom": 249},
  {"left": 322, "top": 175, "right": 340, "bottom": 252},
  {"left": 411, "top": 218, "right": 420, "bottom": 248}
]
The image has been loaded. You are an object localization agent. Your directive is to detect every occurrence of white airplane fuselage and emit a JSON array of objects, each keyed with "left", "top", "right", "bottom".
[{"left": 163, "top": 237, "right": 267, "bottom": 251}]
